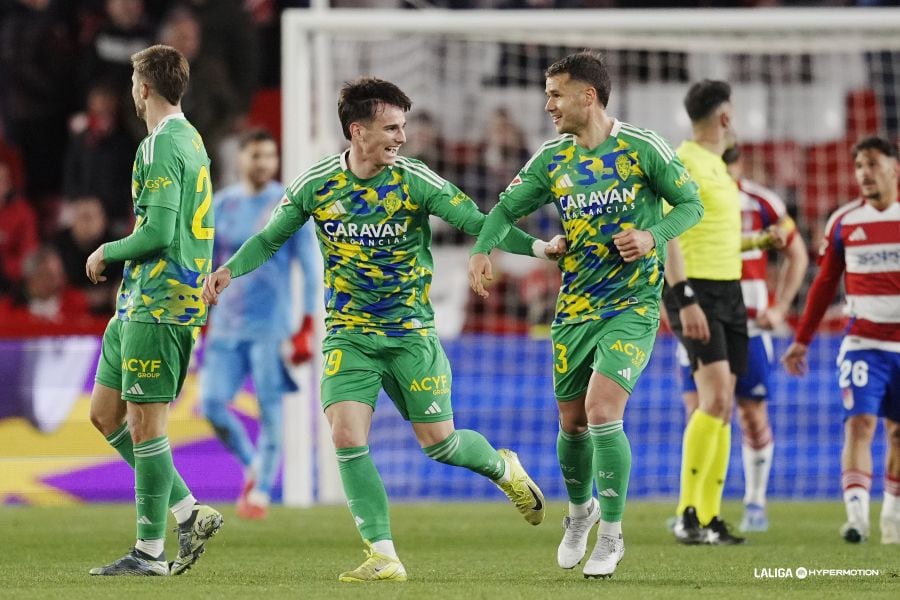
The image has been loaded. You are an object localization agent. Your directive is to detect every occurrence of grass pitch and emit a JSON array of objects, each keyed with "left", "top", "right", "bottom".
[{"left": 0, "top": 501, "right": 897, "bottom": 599}]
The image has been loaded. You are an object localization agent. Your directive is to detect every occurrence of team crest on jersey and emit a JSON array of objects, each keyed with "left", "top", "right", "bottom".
[
  {"left": 615, "top": 154, "right": 631, "bottom": 180},
  {"left": 383, "top": 192, "right": 402, "bottom": 216}
]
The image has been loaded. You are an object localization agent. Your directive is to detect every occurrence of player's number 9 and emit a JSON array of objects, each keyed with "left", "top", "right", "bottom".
[
  {"left": 324, "top": 349, "right": 343, "bottom": 376},
  {"left": 192, "top": 165, "right": 214, "bottom": 240},
  {"left": 554, "top": 343, "right": 569, "bottom": 374}
]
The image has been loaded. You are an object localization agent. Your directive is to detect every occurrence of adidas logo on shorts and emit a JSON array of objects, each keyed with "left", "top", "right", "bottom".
[
  {"left": 127, "top": 383, "right": 146, "bottom": 396},
  {"left": 424, "top": 401, "right": 442, "bottom": 416}
]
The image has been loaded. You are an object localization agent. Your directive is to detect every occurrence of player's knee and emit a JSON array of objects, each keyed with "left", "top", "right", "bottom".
[
  {"left": 887, "top": 423, "right": 900, "bottom": 449},
  {"left": 89, "top": 409, "right": 121, "bottom": 436},
  {"left": 704, "top": 394, "right": 732, "bottom": 419},
  {"left": 737, "top": 401, "right": 767, "bottom": 433},
  {"left": 845, "top": 415, "right": 877, "bottom": 442},
  {"left": 331, "top": 426, "right": 366, "bottom": 448}
]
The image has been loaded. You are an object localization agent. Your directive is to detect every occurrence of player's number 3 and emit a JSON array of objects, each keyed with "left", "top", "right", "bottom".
[{"left": 554, "top": 343, "right": 569, "bottom": 374}]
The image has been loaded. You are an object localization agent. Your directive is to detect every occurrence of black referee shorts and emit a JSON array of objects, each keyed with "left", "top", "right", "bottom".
[{"left": 664, "top": 279, "right": 748, "bottom": 376}]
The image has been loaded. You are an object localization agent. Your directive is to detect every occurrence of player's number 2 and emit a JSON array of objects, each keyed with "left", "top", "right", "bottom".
[{"left": 192, "top": 165, "right": 214, "bottom": 240}]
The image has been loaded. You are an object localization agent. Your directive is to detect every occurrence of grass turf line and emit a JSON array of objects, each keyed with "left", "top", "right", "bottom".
[{"left": 0, "top": 501, "right": 896, "bottom": 599}]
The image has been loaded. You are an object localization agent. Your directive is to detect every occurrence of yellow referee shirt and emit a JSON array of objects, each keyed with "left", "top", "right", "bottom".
[{"left": 674, "top": 140, "right": 742, "bottom": 280}]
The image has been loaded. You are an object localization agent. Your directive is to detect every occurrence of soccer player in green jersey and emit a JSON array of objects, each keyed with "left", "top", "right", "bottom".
[
  {"left": 203, "top": 77, "right": 560, "bottom": 583},
  {"left": 469, "top": 51, "right": 704, "bottom": 578},
  {"left": 85, "top": 45, "right": 223, "bottom": 576}
]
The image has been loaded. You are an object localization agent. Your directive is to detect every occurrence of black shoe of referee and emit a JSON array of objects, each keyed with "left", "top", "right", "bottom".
[{"left": 705, "top": 516, "right": 746, "bottom": 545}]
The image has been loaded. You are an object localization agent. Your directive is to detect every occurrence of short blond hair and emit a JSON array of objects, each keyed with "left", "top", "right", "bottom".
[{"left": 131, "top": 44, "right": 189, "bottom": 105}]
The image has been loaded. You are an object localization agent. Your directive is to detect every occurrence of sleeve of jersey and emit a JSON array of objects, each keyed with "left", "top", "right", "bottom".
[
  {"left": 224, "top": 194, "right": 309, "bottom": 278},
  {"left": 470, "top": 164, "right": 548, "bottom": 255},
  {"left": 103, "top": 205, "right": 176, "bottom": 262},
  {"left": 293, "top": 220, "right": 319, "bottom": 315},
  {"left": 424, "top": 179, "right": 537, "bottom": 256},
  {"left": 645, "top": 150, "right": 703, "bottom": 249},
  {"left": 137, "top": 135, "right": 183, "bottom": 212},
  {"left": 794, "top": 228, "right": 844, "bottom": 345}
]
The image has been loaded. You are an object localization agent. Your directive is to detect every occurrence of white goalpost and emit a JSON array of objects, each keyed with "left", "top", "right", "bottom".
[{"left": 280, "top": 6, "right": 900, "bottom": 506}]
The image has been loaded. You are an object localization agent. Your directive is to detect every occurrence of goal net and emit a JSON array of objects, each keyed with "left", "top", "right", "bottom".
[{"left": 280, "top": 7, "right": 900, "bottom": 505}]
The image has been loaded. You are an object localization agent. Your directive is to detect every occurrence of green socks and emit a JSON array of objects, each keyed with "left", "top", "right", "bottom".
[
  {"left": 422, "top": 430, "right": 505, "bottom": 480},
  {"left": 133, "top": 436, "right": 176, "bottom": 540},
  {"left": 557, "top": 428, "right": 593, "bottom": 505},
  {"left": 336, "top": 445, "right": 391, "bottom": 543},
  {"left": 106, "top": 423, "right": 192, "bottom": 508},
  {"left": 589, "top": 420, "right": 631, "bottom": 522}
]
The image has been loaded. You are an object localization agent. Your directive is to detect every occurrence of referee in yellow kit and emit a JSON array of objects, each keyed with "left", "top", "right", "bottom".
[{"left": 665, "top": 80, "right": 747, "bottom": 546}]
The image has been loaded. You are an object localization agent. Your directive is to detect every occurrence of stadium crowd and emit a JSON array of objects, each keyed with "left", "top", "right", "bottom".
[{"left": 0, "top": 0, "right": 895, "bottom": 338}]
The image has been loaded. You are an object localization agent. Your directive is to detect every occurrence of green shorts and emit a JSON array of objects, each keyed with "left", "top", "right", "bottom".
[
  {"left": 320, "top": 332, "right": 453, "bottom": 423},
  {"left": 95, "top": 317, "right": 198, "bottom": 402},
  {"left": 551, "top": 311, "right": 660, "bottom": 400}
]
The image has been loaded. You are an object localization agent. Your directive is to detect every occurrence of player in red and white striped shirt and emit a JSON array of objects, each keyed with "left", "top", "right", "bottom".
[{"left": 782, "top": 136, "right": 900, "bottom": 545}]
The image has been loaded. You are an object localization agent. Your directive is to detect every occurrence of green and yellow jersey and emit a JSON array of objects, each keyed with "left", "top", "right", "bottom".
[
  {"left": 224, "top": 151, "right": 536, "bottom": 336},
  {"left": 115, "top": 113, "right": 214, "bottom": 325},
  {"left": 474, "top": 120, "right": 703, "bottom": 324}
]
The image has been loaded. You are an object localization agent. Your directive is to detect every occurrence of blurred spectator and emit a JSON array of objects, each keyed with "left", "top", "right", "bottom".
[
  {"left": 159, "top": 5, "right": 243, "bottom": 185},
  {"left": 0, "top": 0, "right": 76, "bottom": 206},
  {"left": 249, "top": 1, "right": 309, "bottom": 87},
  {"left": 0, "top": 245, "right": 98, "bottom": 330},
  {"left": 0, "top": 135, "right": 26, "bottom": 194},
  {"left": 63, "top": 83, "right": 137, "bottom": 235},
  {"left": 63, "top": 82, "right": 137, "bottom": 235},
  {"left": 182, "top": 0, "right": 260, "bottom": 117},
  {"left": 77, "top": 0, "right": 157, "bottom": 142},
  {"left": 0, "top": 157, "right": 39, "bottom": 295},
  {"left": 481, "top": 107, "right": 531, "bottom": 203},
  {"left": 403, "top": 111, "right": 448, "bottom": 174},
  {"left": 53, "top": 196, "right": 116, "bottom": 315}
]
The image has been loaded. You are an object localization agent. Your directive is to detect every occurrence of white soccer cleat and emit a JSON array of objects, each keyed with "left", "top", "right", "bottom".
[
  {"left": 840, "top": 519, "right": 869, "bottom": 544},
  {"left": 583, "top": 533, "right": 624, "bottom": 579},
  {"left": 880, "top": 514, "right": 900, "bottom": 544},
  {"left": 557, "top": 498, "right": 601, "bottom": 569}
]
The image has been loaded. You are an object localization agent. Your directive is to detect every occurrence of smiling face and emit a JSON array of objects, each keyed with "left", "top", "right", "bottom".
[
  {"left": 854, "top": 147, "right": 899, "bottom": 210},
  {"left": 545, "top": 73, "right": 592, "bottom": 136},
  {"left": 351, "top": 103, "right": 407, "bottom": 169}
]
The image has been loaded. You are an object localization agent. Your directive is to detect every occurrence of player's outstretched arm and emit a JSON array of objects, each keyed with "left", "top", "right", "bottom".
[{"left": 210, "top": 196, "right": 309, "bottom": 305}]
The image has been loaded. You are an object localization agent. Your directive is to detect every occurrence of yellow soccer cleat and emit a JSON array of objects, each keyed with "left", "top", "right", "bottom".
[
  {"left": 170, "top": 504, "right": 224, "bottom": 576},
  {"left": 338, "top": 543, "right": 408, "bottom": 583},
  {"left": 496, "top": 449, "right": 545, "bottom": 526}
]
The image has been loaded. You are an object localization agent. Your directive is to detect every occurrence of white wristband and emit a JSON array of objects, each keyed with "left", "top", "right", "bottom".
[{"left": 532, "top": 239, "right": 548, "bottom": 259}]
